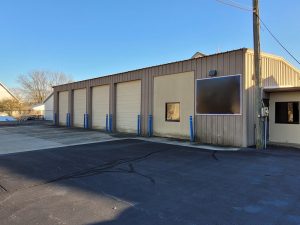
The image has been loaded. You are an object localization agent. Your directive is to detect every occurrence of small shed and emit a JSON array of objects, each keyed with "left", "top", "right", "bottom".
[{"left": 44, "top": 93, "right": 54, "bottom": 120}]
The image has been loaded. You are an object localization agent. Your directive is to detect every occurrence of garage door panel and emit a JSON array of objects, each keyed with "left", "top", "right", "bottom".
[
  {"left": 73, "top": 89, "right": 86, "bottom": 127},
  {"left": 92, "top": 85, "right": 110, "bottom": 129},
  {"left": 59, "top": 91, "right": 69, "bottom": 125},
  {"left": 116, "top": 80, "right": 141, "bottom": 133}
]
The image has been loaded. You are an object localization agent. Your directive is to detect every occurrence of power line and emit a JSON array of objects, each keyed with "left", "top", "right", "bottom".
[
  {"left": 215, "top": 0, "right": 252, "bottom": 11},
  {"left": 214, "top": 0, "right": 300, "bottom": 66},
  {"left": 258, "top": 17, "right": 300, "bottom": 66}
]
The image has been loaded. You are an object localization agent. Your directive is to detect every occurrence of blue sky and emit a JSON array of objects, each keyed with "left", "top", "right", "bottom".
[{"left": 0, "top": 0, "right": 299, "bottom": 88}]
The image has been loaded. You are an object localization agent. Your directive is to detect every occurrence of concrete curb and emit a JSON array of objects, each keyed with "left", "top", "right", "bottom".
[{"left": 132, "top": 137, "right": 241, "bottom": 151}]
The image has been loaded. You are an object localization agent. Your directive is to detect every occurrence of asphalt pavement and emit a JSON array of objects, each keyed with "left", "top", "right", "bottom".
[{"left": 0, "top": 139, "right": 300, "bottom": 225}]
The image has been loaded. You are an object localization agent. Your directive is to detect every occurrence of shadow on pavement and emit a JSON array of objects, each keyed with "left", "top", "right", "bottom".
[{"left": 0, "top": 139, "right": 300, "bottom": 225}]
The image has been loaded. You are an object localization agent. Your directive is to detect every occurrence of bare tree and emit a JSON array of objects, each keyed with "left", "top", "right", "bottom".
[
  {"left": 10, "top": 87, "right": 26, "bottom": 102},
  {"left": 0, "top": 99, "right": 23, "bottom": 116},
  {"left": 17, "top": 70, "right": 72, "bottom": 104}
]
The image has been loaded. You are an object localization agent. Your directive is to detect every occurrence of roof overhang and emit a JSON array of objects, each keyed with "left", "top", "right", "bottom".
[{"left": 264, "top": 86, "right": 300, "bottom": 93}]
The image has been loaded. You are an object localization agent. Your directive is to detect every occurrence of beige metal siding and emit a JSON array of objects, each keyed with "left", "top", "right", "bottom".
[
  {"left": 73, "top": 89, "right": 86, "bottom": 127},
  {"left": 245, "top": 50, "right": 300, "bottom": 146},
  {"left": 269, "top": 92, "right": 300, "bottom": 144},
  {"left": 116, "top": 80, "right": 141, "bottom": 133},
  {"left": 153, "top": 72, "right": 194, "bottom": 138},
  {"left": 58, "top": 91, "right": 68, "bottom": 125},
  {"left": 195, "top": 50, "right": 245, "bottom": 147},
  {"left": 92, "top": 85, "right": 109, "bottom": 129}
]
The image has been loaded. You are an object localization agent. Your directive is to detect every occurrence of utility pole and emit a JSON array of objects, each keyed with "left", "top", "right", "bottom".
[{"left": 253, "top": 0, "right": 263, "bottom": 149}]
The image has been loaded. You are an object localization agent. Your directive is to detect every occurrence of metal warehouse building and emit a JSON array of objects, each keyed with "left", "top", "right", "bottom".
[{"left": 53, "top": 48, "right": 300, "bottom": 147}]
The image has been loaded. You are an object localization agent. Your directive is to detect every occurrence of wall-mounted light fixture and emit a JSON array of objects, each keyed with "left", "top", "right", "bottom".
[{"left": 209, "top": 70, "right": 218, "bottom": 77}]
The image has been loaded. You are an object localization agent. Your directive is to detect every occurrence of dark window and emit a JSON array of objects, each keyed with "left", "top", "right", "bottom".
[
  {"left": 165, "top": 102, "right": 180, "bottom": 122},
  {"left": 275, "top": 102, "right": 299, "bottom": 124},
  {"left": 196, "top": 75, "right": 241, "bottom": 114}
]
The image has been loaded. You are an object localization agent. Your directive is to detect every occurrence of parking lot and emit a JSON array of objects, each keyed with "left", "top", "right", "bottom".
[
  {"left": 0, "top": 124, "right": 116, "bottom": 154},
  {"left": 0, "top": 126, "right": 300, "bottom": 225}
]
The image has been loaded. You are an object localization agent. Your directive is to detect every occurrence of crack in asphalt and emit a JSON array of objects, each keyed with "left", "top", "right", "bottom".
[
  {"left": 0, "top": 183, "right": 8, "bottom": 192},
  {"left": 8, "top": 148, "right": 168, "bottom": 193},
  {"left": 1, "top": 144, "right": 222, "bottom": 194},
  {"left": 212, "top": 151, "right": 219, "bottom": 161}
]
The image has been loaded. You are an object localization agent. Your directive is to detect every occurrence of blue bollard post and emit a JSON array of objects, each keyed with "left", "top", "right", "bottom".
[
  {"left": 66, "top": 113, "right": 70, "bottom": 127},
  {"left": 189, "top": 116, "right": 194, "bottom": 142},
  {"left": 83, "top": 114, "right": 86, "bottom": 128},
  {"left": 85, "top": 113, "right": 89, "bottom": 129},
  {"left": 53, "top": 113, "right": 57, "bottom": 125},
  {"left": 150, "top": 115, "right": 153, "bottom": 136},
  {"left": 68, "top": 113, "right": 71, "bottom": 127},
  {"left": 105, "top": 114, "right": 109, "bottom": 132},
  {"left": 137, "top": 115, "right": 141, "bottom": 136},
  {"left": 109, "top": 114, "right": 113, "bottom": 132},
  {"left": 148, "top": 115, "right": 153, "bottom": 137}
]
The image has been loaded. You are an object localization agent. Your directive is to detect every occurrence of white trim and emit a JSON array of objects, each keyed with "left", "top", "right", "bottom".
[
  {"left": 195, "top": 74, "right": 242, "bottom": 116},
  {"left": 264, "top": 85, "right": 294, "bottom": 89}
]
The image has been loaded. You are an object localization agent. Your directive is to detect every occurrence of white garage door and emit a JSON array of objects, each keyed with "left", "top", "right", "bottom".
[
  {"left": 73, "top": 89, "right": 86, "bottom": 127},
  {"left": 92, "top": 85, "right": 110, "bottom": 129},
  {"left": 116, "top": 80, "right": 141, "bottom": 133},
  {"left": 59, "top": 91, "right": 69, "bottom": 125}
]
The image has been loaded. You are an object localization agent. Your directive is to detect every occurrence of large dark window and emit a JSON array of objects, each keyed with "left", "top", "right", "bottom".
[
  {"left": 196, "top": 75, "right": 241, "bottom": 114},
  {"left": 275, "top": 102, "right": 299, "bottom": 124}
]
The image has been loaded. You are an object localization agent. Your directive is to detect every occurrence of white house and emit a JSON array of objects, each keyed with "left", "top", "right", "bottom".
[
  {"left": 31, "top": 93, "right": 54, "bottom": 120},
  {"left": 44, "top": 93, "right": 54, "bottom": 120},
  {"left": 31, "top": 103, "right": 45, "bottom": 113},
  {"left": 43, "top": 93, "right": 54, "bottom": 120},
  {"left": 0, "top": 82, "right": 17, "bottom": 101},
  {"left": 0, "top": 82, "right": 19, "bottom": 117}
]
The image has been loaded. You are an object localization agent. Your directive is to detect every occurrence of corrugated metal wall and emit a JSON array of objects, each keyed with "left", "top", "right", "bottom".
[
  {"left": 245, "top": 50, "right": 300, "bottom": 146},
  {"left": 194, "top": 50, "right": 245, "bottom": 147},
  {"left": 54, "top": 49, "right": 247, "bottom": 147}
]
